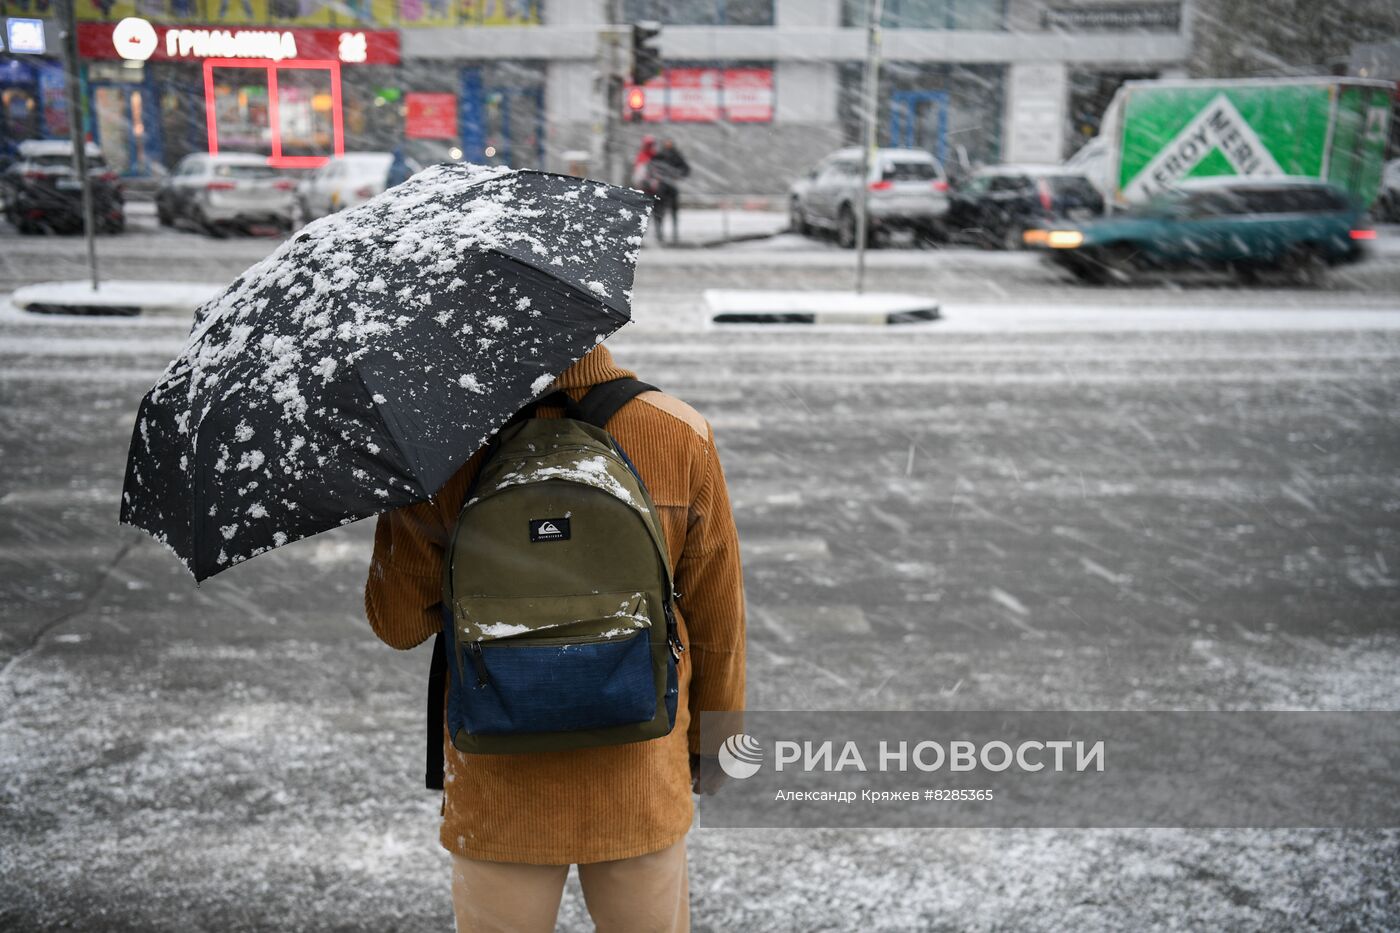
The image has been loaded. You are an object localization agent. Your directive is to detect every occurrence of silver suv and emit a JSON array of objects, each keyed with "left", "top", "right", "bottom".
[{"left": 789, "top": 147, "right": 950, "bottom": 248}]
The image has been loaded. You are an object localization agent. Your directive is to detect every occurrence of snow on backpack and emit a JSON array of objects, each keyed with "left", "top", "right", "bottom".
[{"left": 425, "top": 378, "right": 681, "bottom": 783}]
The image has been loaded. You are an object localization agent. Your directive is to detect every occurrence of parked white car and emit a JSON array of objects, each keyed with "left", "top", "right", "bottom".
[
  {"left": 296, "top": 152, "right": 419, "bottom": 223},
  {"left": 155, "top": 152, "right": 295, "bottom": 235},
  {"left": 788, "top": 147, "right": 950, "bottom": 248}
]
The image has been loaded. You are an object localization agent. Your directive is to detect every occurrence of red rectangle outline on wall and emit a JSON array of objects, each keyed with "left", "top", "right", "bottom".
[{"left": 203, "top": 58, "right": 343, "bottom": 169}]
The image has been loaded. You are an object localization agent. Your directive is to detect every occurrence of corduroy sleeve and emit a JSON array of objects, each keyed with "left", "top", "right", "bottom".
[
  {"left": 677, "top": 426, "right": 746, "bottom": 755},
  {"left": 364, "top": 499, "right": 447, "bottom": 650}
]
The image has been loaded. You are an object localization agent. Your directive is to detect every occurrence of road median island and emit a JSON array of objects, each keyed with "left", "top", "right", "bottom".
[
  {"left": 706, "top": 288, "right": 940, "bottom": 326},
  {"left": 10, "top": 281, "right": 221, "bottom": 318}
]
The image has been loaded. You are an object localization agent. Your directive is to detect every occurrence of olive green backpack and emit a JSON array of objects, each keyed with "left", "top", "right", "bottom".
[{"left": 426, "top": 378, "right": 682, "bottom": 786}]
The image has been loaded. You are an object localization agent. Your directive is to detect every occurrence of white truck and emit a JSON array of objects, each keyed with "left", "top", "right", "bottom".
[{"left": 1066, "top": 77, "right": 1394, "bottom": 210}]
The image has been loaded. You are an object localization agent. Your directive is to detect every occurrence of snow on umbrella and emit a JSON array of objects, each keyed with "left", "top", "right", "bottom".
[{"left": 120, "top": 162, "right": 652, "bottom": 581}]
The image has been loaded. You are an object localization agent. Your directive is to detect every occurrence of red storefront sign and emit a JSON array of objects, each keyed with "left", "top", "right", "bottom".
[
  {"left": 404, "top": 92, "right": 458, "bottom": 140},
  {"left": 621, "top": 68, "right": 774, "bottom": 124},
  {"left": 666, "top": 68, "right": 721, "bottom": 122},
  {"left": 722, "top": 68, "right": 774, "bottom": 123},
  {"left": 77, "top": 21, "right": 400, "bottom": 65}
]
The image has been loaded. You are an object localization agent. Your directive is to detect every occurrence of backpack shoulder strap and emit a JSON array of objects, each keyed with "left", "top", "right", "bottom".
[
  {"left": 426, "top": 630, "right": 446, "bottom": 791},
  {"left": 522, "top": 389, "right": 584, "bottom": 421},
  {"left": 575, "top": 378, "right": 659, "bottom": 429}
]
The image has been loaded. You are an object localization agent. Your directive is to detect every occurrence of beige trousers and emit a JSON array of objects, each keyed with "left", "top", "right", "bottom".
[{"left": 451, "top": 839, "right": 689, "bottom": 933}]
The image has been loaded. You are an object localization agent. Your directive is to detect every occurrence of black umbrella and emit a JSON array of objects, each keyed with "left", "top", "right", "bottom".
[{"left": 121, "top": 163, "right": 652, "bottom": 581}]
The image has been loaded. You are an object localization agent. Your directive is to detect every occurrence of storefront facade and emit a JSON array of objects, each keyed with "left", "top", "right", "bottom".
[
  {"left": 535, "top": 0, "right": 1190, "bottom": 192},
  {"left": 46, "top": 0, "right": 544, "bottom": 175},
  {"left": 12, "top": 0, "right": 1190, "bottom": 191},
  {"left": 0, "top": 13, "right": 69, "bottom": 158},
  {"left": 76, "top": 19, "right": 402, "bottom": 172}
]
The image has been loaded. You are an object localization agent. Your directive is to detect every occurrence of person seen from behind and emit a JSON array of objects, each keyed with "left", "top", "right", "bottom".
[
  {"left": 365, "top": 343, "right": 746, "bottom": 932},
  {"left": 645, "top": 138, "right": 690, "bottom": 245}
]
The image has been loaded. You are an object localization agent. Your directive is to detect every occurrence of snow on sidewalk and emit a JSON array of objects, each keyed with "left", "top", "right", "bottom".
[
  {"left": 640, "top": 207, "right": 788, "bottom": 247},
  {"left": 10, "top": 280, "right": 221, "bottom": 316},
  {"left": 8, "top": 291, "right": 1400, "bottom": 338}
]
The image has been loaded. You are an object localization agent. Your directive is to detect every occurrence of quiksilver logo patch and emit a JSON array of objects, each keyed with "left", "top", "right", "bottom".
[{"left": 530, "top": 517, "right": 571, "bottom": 542}]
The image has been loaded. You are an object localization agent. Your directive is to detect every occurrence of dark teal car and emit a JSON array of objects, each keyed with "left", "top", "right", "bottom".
[{"left": 1026, "top": 177, "right": 1373, "bottom": 284}]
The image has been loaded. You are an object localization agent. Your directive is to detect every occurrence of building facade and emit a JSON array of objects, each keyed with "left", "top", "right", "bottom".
[
  {"left": 537, "top": 0, "right": 1192, "bottom": 190},
  {"left": 0, "top": 0, "right": 546, "bottom": 174},
  {"left": 0, "top": 8, "right": 71, "bottom": 158},
  {"left": 571, "top": 0, "right": 1190, "bottom": 192},
  {"left": 0, "top": 0, "right": 1191, "bottom": 192}
]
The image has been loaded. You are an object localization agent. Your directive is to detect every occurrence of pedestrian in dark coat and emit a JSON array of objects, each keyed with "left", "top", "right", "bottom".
[{"left": 646, "top": 138, "right": 691, "bottom": 245}]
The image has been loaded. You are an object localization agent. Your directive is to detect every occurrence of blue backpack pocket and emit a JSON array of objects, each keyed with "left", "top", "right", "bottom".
[
  {"left": 445, "top": 591, "right": 666, "bottom": 739},
  {"left": 463, "top": 628, "right": 657, "bottom": 735}
]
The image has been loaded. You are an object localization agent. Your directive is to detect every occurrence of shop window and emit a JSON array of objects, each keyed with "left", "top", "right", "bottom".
[
  {"left": 450, "top": 61, "right": 548, "bottom": 167},
  {"left": 2, "top": 86, "right": 40, "bottom": 143},
  {"left": 276, "top": 68, "right": 337, "bottom": 158},
  {"left": 205, "top": 60, "right": 344, "bottom": 168},
  {"left": 209, "top": 69, "right": 271, "bottom": 154},
  {"left": 622, "top": 0, "right": 774, "bottom": 26},
  {"left": 838, "top": 61, "right": 1005, "bottom": 170},
  {"left": 841, "top": 0, "right": 1005, "bottom": 30}
]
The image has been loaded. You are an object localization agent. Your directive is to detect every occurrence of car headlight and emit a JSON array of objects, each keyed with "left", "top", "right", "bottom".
[{"left": 1046, "top": 230, "right": 1084, "bottom": 249}]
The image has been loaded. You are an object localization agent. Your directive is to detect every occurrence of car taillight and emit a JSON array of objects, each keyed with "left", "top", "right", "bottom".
[
  {"left": 206, "top": 180, "right": 237, "bottom": 191},
  {"left": 868, "top": 180, "right": 893, "bottom": 191},
  {"left": 932, "top": 180, "right": 949, "bottom": 192},
  {"left": 1349, "top": 229, "right": 1376, "bottom": 240},
  {"left": 273, "top": 179, "right": 296, "bottom": 191},
  {"left": 1037, "top": 178, "right": 1053, "bottom": 212},
  {"left": 23, "top": 170, "right": 52, "bottom": 181},
  {"left": 97, "top": 171, "right": 118, "bottom": 183},
  {"left": 355, "top": 184, "right": 374, "bottom": 198}
]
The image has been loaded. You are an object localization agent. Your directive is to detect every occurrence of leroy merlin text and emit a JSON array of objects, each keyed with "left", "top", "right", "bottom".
[{"left": 771, "top": 740, "right": 1105, "bottom": 773}]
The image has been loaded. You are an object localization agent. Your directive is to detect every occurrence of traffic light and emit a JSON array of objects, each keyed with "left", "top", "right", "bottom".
[
  {"left": 626, "top": 86, "right": 647, "bottom": 122},
  {"left": 631, "top": 21, "right": 662, "bottom": 86}
]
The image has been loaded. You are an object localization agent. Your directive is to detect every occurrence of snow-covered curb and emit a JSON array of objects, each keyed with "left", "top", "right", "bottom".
[
  {"left": 705, "top": 288, "right": 940, "bottom": 325},
  {"left": 10, "top": 281, "right": 221, "bottom": 317}
]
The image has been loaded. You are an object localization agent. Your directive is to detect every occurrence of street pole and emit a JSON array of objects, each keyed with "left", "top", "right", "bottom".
[
  {"left": 60, "top": 0, "right": 100, "bottom": 291},
  {"left": 721, "top": 107, "right": 731, "bottom": 242},
  {"left": 713, "top": 28, "right": 730, "bottom": 241},
  {"left": 604, "top": 69, "right": 623, "bottom": 185},
  {"left": 594, "top": 32, "right": 619, "bottom": 185},
  {"left": 601, "top": 0, "right": 625, "bottom": 185},
  {"left": 854, "top": 0, "right": 884, "bottom": 294}
]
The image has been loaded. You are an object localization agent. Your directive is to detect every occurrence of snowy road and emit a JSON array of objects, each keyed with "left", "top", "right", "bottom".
[
  {"left": 3, "top": 206, "right": 1400, "bottom": 308},
  {"left": 2, "top": 262, "right": 1399, "bottom": 929}
]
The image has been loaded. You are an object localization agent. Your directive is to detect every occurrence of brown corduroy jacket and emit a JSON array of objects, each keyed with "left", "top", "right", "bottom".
[{"left": 364, "top": 344, "right": 746, "bottom": 864}]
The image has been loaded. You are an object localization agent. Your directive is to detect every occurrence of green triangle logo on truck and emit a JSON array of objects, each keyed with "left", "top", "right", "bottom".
[{"left": 1123, "top": 94, "right": 1284, "bottom": 201}]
